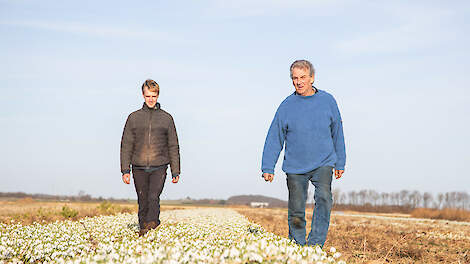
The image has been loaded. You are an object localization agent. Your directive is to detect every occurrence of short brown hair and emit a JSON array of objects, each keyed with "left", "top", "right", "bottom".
[{"left": 142, "top": 79, "right": 160, "bottom": 94}]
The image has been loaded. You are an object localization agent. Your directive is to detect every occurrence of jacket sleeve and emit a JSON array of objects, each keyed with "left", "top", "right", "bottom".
[
  {"left": 120, "top": 115, "right": 134, "bottom": 174},
  {"left": 261, "top": 107, "right": 286, "bottom": 174},
  {"left": 167, "top": 116, "right": 181, "bottom": 177},
  {"left": 330, "top": 97, "right": 346, "bottom": 170}
]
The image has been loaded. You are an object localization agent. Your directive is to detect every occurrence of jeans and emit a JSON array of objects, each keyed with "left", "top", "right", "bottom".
[
  {"left": 132, "top": 166, "right": 167, "bottom": 229},
  {"left": 286, "top": 166, "right": 333, "bottom": 247}
]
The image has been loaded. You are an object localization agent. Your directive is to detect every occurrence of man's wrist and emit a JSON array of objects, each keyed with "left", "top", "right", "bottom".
[{"left": 261, "top": 172, "right": 273, "bottom": 178}]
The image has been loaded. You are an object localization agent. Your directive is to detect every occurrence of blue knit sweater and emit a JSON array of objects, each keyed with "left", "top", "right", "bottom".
[{"left": 261, "top": 89, "right": 346, "bottom": 174}]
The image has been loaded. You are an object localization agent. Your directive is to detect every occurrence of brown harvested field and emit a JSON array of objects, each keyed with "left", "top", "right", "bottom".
[
  {"left": 0, "top": 198, "right": 190, "bottom": 225},
  {"left": 235, "top": 207, "right": 470, "bottom": 264}
]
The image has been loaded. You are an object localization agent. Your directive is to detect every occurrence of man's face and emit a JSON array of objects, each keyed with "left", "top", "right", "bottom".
[
  {"left": 142, "top": 87, "right": 158, "bottom": 108},
  {"left": 291, "top": 67, "right": 314, "bottom": 96}
]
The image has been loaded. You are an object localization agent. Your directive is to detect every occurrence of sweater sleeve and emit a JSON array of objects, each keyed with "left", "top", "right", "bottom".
[
  {"left": 167, "top": 115, "right": 181, "bottom": 177},
  {"left": 330, "top": 97, "right": 346, "bottom": 170},
  {"left": 261, "top": 107, "right": 286, "bottom": 174},
  {"left": 120, "top": 115, "right": 134, "bottom": 174}
]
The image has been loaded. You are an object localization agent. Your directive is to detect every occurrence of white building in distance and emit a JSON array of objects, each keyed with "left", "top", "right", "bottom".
[{"left": 250, "top": 202, "right": 269, "bottom": 208}]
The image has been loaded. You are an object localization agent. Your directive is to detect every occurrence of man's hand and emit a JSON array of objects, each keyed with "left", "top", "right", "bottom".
[
  {"left": 263, "top": 173, "right": 274, "bottom": 182},
  {"left": 172, "top": 175, "right": 180, "bottom": 183},
  {"left": 122, "top": 173, "right": 131, "bottom": 184},
  {"left": 334, "top": 169, "right": 344, "bottom": 179}
]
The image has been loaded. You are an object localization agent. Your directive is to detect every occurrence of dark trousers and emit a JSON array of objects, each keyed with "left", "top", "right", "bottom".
[{"left": 132, "top": 166, "right": 167, "bottom": 229}]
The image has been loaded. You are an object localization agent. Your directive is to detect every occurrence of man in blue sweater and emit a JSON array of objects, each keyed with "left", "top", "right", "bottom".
[{"left": 261, "top": 60, "right": 346, "bottom": 247}]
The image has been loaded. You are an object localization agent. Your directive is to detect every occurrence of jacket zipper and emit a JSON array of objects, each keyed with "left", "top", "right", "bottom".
[{"left": 147, "top": 110, "right": 153, "bottom": 167}]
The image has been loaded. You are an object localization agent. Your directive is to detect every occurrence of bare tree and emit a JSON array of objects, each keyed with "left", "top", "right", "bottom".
[
  {"left": 391, "top": 192, "right": 400, "bottom": 206},
  {"left": 409, "top": 190, "right": 422, "bottom": 208},
  {"left": 455, "top": 192, "right": 469, "bottom": 209},
  {"left": 358, "top": 190, "right": 368, "bottom": 206},
  {"left": 460, "top": 192, "right": 469, "bottom": 210},
  {"left": 437, "top": 193, "right": 444, "bottom": 209},
  {"left": 444, "top": 192, "right": 457, "bottom": 208},
  {"left": 400, "top": 190, "right": 410, "bottom": 207},
  {"left": 339, "top": 193, "right": 347, "bottom": 205},
  {"left": 368, "top": 190, "right": 380, "bottom": 207},
  {"left": 337, "top": 189, "right": 468, "bottom": 211},
  {"left": 348, "top": 191, "right": 358, "bottom": 206},
  {"left": 332, "top": 188, "right": 341, "bottom": 206},
  {"left": 422, "top": 192, "right": 433, "bottom": 208},
  {"left": 380, "top": 192, "right": 389, "bottom": 206}
]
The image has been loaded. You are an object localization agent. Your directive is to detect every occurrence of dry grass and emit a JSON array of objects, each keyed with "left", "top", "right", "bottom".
[
  {"left": 0, "top": 198, "right": 188, "bottom": 225},
  {"left": 235, "top": 207, "right": 470, "bottom": 264},
  {"left": 411, "top": 208, "right": 470, "bottom": 222}
]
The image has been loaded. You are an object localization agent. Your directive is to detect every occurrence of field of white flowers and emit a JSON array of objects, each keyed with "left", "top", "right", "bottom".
[{"left": 0, "top": 208, "right": 344, "bottom": 263}]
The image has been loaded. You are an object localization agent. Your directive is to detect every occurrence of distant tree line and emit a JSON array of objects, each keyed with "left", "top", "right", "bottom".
[
  {"left": 329, "top": 189, "right": 470, "bottom": 211},
  {"left": 179, "top": 196, "right": 226, "bottom": 205},
  {"left": 4, "top": 189, "right": 469, "bottom": 212},
  {"left": 0, "top": 191, "right": 135, "bottom": 203}
]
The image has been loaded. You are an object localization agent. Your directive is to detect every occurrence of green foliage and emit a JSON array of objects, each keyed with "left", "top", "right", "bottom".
[
  {"left": 36, "top": 207, "right": 54, "bottom": 221},
  {"left": 97, "top": 200, "right": 122, "bottom": 215},
  {"left": 60, "top": 205, "right": 78, "bottom": 218},
  {"left": 98, "top": 201, "right": 112, "bottom": 212}
]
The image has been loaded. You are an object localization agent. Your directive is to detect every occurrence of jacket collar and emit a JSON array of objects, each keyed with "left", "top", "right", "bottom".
[{"left": 142, "top": 102, "right": 161, "bottom": 111}]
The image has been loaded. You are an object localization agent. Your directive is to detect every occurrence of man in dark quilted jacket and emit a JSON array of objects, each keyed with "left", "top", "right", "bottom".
[{"left": 120, "top": 79, "right": 180, "bottom": 236}]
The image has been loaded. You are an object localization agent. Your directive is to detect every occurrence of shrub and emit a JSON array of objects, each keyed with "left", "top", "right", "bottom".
[
  {"left": 60, "top": 205, "right": 78, "bottom": 218},
  {"left": 411, "top": 208, "right": 470, "bottom": 222},
  {"left": 97, "top": 201, "right": 124, "bottom": 215},
  {"left": 36, "top": 207, "right": 54, "bottom": 222},
  {"left": 97, "top": 201, "right": 113, "bottom": 213},
  {"left": 120, "top": 207, "right": 133, "bottom": 213}
]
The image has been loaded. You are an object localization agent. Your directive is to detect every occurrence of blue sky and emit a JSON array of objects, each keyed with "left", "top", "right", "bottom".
[{"left": 1, "top": 0, "right": 469, "bottom": 200}]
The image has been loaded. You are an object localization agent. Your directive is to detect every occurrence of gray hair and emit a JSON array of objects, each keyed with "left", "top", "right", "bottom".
[{"left": 290, "top": 60, "right": 315, "bottom": 79}]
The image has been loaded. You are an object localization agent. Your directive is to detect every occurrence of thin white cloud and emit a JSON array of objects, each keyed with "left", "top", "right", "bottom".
[
  {"left": 0, "top": 20, "right": 171, "bottom": 40},
  {"left": 334, "top": 4, "right": 457, "bottom": 55},
  {"left": 205, "top": 0, "right": 351, "bottom": 18}
]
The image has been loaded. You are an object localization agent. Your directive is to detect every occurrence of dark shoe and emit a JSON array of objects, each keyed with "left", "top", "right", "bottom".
[
  {"left": 138, "top": 228, "right": 149, "bottom": 237},
  {"left": 144, "top": 221, "right": 158, "bottom": 230}
]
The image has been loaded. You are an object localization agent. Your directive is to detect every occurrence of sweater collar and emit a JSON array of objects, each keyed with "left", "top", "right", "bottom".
[{"left": 294, "top": 85, "right": 318, "bottom": 97}]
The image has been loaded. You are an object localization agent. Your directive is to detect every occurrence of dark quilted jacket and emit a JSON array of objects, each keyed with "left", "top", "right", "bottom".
[{"left": 120, "top": 103, "right": 180, "bottom": 176}]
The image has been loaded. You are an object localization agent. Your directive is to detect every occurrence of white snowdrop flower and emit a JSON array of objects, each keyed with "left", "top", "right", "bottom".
[
  {"left": 311, "top": 253, "right": 320, "bottom": 261},
  {"left": 1, "top": 208, "right": 343, "bottom": 263},
  {"left": 247, "top": 252, "right": 263, "bottom": 262},
  {"left": 315, "top": 245, "right": 324, "bottom": 254},
  {"left": 330, "top": 247, "right": 336, "bottom": 253},
  {"left": 229, "top": 247, "right": 240, "bottom": 258}
]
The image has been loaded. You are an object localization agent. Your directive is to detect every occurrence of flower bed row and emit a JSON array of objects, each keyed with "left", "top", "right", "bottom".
[{"left": 0, "top": 208, "right": 344, "bottom": 263}]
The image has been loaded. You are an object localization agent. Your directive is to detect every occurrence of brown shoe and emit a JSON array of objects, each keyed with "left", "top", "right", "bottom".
[
  {"left": 138, "top": 228, "right": 149, "bottom": 237},
  {"left": 144, "top": 221, "right": 158, "bottom": 230}
]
